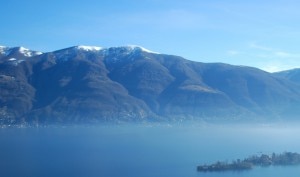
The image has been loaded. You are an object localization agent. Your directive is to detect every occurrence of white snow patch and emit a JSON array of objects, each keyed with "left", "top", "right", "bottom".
[
  {"left": 18, "top": 47, "right": 32, "bottom": 57},
  {"left": 18, "top": 47, "right": 43, "bottom": 57},
  {"left": 99, "top": 45, "right": 160, "bottom": 64},
  {"left": 74, "top": 45, "right": 158, "bottom": 55},
  {"left": 35, "top": 51, "right": 43, "bottom": 55},
  {"left": 126, "top": 45, "right": 159, "bottom": 54},
  {"left": 19, "top": 47, "right": 28, "bottom": 51},
  {"left": 7, "top": 58, "right": 25, "bottom": 66},
  {"left": 0, "top": 46, "right": 11, "bottom": 56},
  {"left": 0, "top": 46, "right": 6, "bottom": 50},
  {"left": 76, "top": 45, "right": 102, "bottom": 51}
]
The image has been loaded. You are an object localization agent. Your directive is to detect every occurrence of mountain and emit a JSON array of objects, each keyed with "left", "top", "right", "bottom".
[
  {"left": 274, "top": 68, "right": 300, "bottom": 84},
  {"left": 1, "top": 45, "right": 300, "bottom": 125}
]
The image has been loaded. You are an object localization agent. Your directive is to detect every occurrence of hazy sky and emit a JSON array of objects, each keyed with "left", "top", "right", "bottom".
[{"left": 2, "top": 0, "right": 300, "bottom": 72}]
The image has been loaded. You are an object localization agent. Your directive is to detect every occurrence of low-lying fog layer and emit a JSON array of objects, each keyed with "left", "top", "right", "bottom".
[{"left": 1, "top": 123, "right": 300, "bottom": 177}]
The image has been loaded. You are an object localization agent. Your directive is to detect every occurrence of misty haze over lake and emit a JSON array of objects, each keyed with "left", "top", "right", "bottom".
[{"left": 1, "top": 123, "right": 300, "bottom": 177}]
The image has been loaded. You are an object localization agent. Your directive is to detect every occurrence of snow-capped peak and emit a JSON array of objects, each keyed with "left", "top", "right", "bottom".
[
  {"left": 126, "top": 45, "right": 159, "bottom": 54},
  {"left": 17, "top": 46, "right": 43, "bottom": 57},
  {"left": 0, "top": 46, "right": 43, "bottom": 57},
  {"left": 0, "top": 45, "right": 10, "bottom": 56},
  {"left": 73, "top": 45, "right": 158, "bottom": 54},
  {"left": 18, "top": 47, "right": 30, "bottom": 56},
  {"left": 99, "top": 45, "right": 159, "bottom": 58},
  {"left": 76, "top": 45, "right": 102, "bottom": 51}
]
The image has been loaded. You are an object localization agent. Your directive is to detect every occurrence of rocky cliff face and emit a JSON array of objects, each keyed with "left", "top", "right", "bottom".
[{"left": 1, "top": 45, "right": 300, "bottom": 125}]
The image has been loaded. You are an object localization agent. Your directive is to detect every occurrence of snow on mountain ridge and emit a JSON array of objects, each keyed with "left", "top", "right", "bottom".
[
  {"left": 17, "top": 47, "right": 43, "bottom": 57},
  {"left": 76, "top": 45, "right": 102, "bottom": 51},
  {"left": 0, "top": 46, "right": 11, "bottom": 56},
  {"left": 2, "top": 45, "right": 158, "bottom": 61},
  {"left": 126, "top": 45, "right": 159, "bottom": 54},
  {"left": 99, "top": 45, "right": 159, "bottom": 64},
  {"left": 74, "top": 45, "right": 159, "bottom": 54},
  {"left": 0, "top": 46, "right": 43, "bottom": 57}
]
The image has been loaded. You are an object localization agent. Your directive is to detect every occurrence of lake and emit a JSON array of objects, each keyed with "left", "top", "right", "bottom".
[{"left": 1, "top": 123, "right": 300, "bottom": 177}]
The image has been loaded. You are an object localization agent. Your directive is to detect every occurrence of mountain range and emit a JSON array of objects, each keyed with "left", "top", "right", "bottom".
[{"left": 1, "top": 45, "right": 300, "bottom": 125}]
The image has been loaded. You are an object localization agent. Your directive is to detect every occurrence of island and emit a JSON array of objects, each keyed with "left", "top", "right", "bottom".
[{"left": 197, "top": 152, "right": 300, "bottom": 172}]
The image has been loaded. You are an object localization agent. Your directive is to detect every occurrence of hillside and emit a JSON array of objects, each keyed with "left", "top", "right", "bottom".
[
  {"left": 1, "top": 45, "right": 300, "bottom": 125},
  {"left": 274, "top": 68, "right": 300, "bottom": 84}
]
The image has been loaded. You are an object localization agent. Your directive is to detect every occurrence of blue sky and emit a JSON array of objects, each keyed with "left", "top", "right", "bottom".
[{"left": 2, "top": 0, "right": 300, "bottom": 72}]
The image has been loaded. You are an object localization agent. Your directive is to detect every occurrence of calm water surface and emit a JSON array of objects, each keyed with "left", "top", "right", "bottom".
[{"left": 1, "top": 123, "right": 300, "bottom": 177}]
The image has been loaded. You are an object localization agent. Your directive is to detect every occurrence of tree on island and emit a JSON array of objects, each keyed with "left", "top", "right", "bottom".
[{"left": 197, "top": 152, "right": 300, "bottom": 172}]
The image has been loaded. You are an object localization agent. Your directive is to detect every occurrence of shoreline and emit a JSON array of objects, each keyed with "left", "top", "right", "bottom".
[{"left": 197, "top": 152, "right": 300, "bottom": 172}]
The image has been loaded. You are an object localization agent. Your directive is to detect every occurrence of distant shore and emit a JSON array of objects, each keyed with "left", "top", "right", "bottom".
[{"left": 197, "top": 152, "right": 300, "bottom": 172}]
